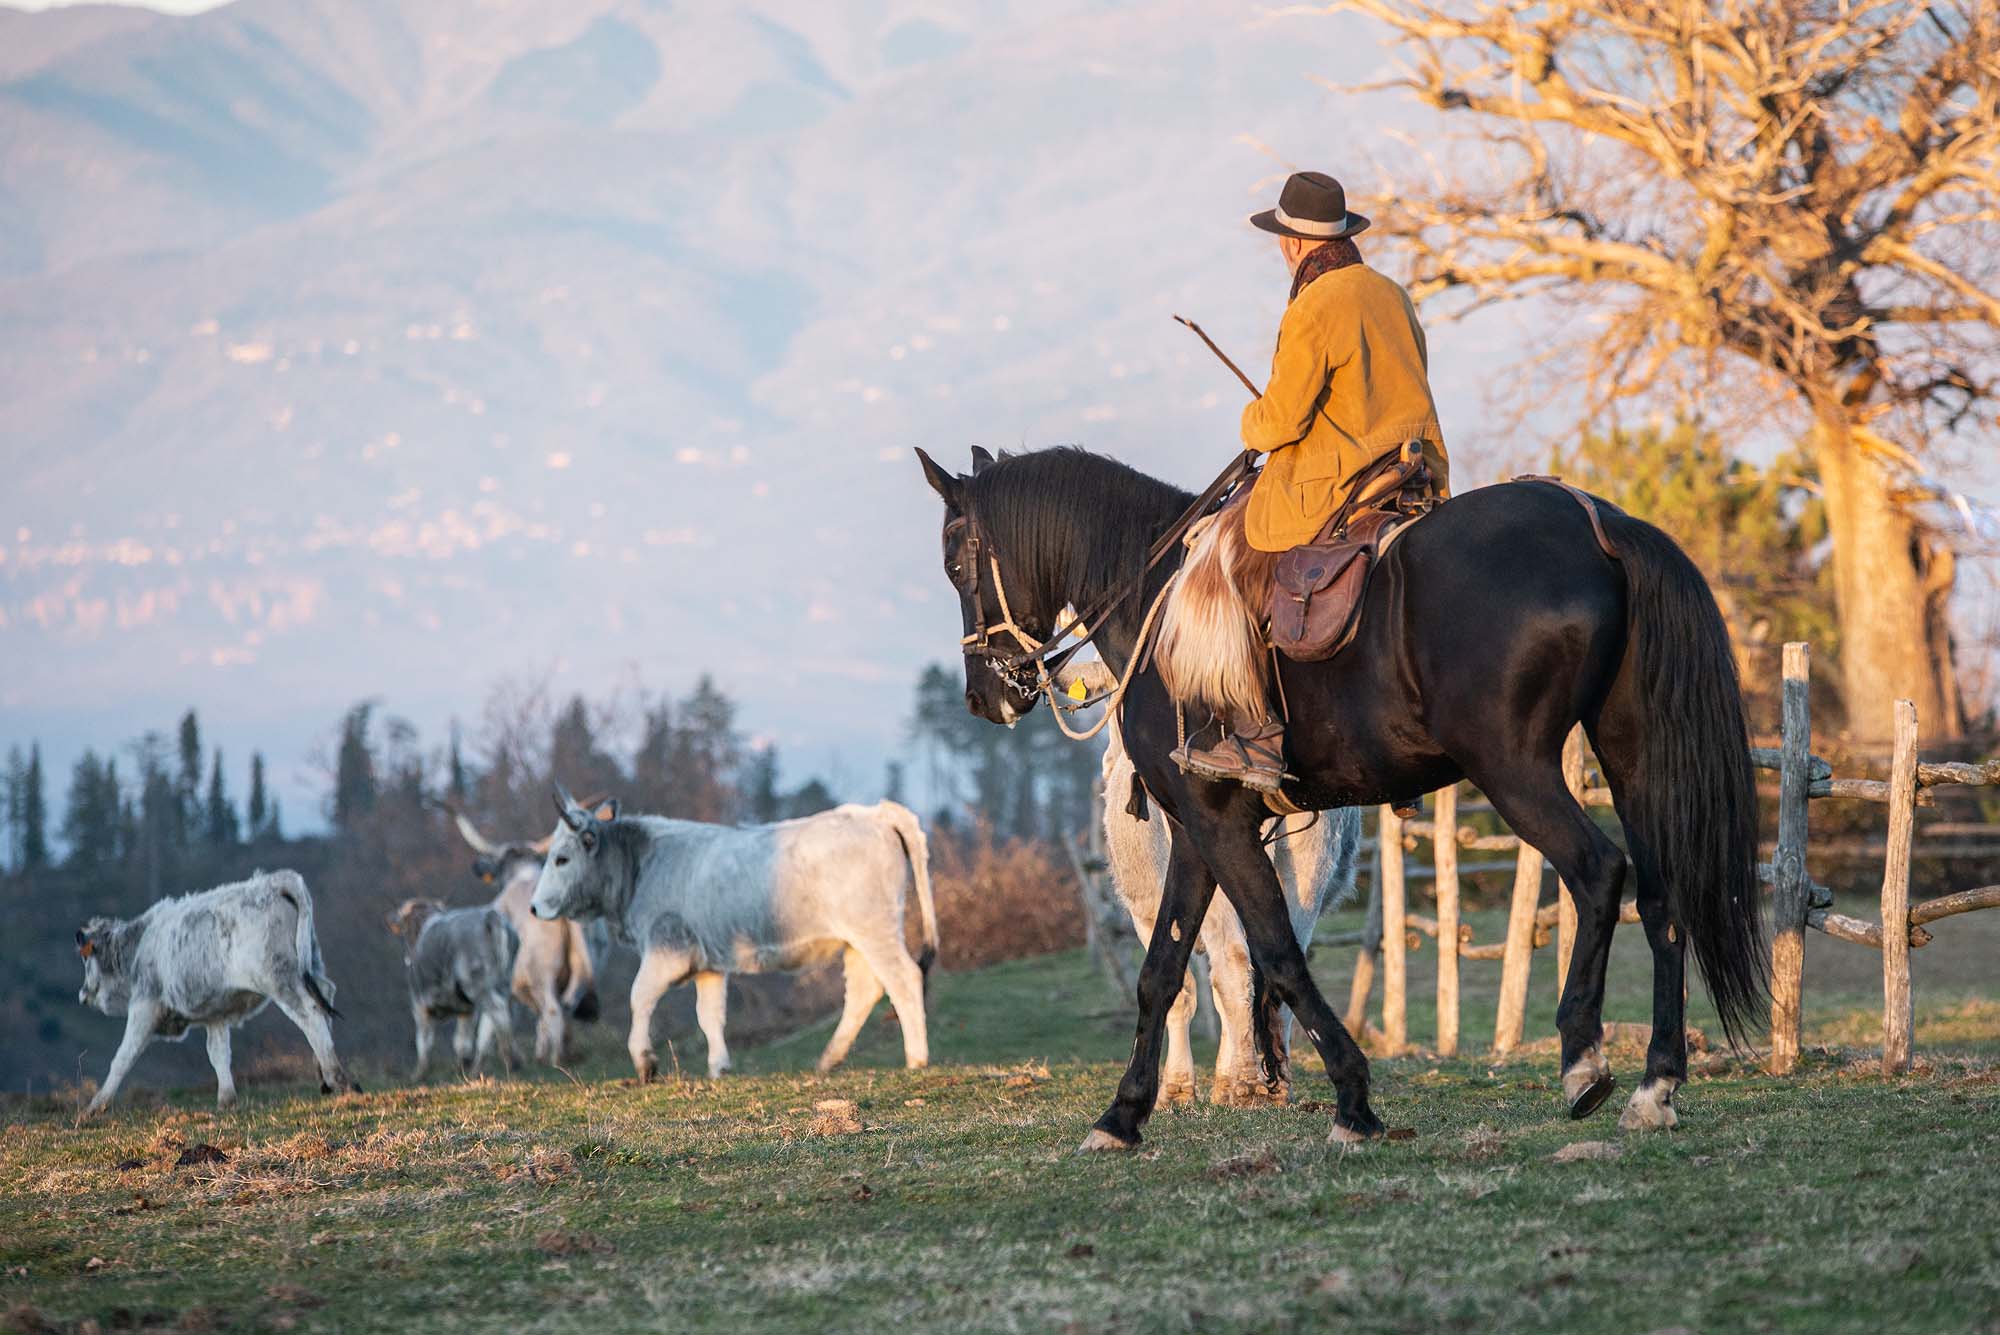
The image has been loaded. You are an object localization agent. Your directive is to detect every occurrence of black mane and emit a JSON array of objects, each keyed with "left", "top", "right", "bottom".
[{"left": 962, "top": 447, "right": 1195, "bottom": 630}]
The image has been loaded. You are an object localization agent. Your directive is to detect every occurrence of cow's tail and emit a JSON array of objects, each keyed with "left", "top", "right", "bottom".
[
  {"left": 274, "top": 871, "right": 342, "bottom": 1019},
  {"left": 883, "top": 802, "right": 939, "bottom": 985}
]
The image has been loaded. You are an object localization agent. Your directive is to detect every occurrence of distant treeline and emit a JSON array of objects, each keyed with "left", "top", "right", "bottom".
[{"left": 0, "top": 663, "right": 1105, "bottom": 889}]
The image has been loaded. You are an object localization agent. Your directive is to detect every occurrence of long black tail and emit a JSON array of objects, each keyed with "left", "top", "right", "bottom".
[
  {"left": 302, "top": 972, "right": 343, "bottom": 1021},
  {"left": 1604, "top": 510, "right": 1767, "bottom": 1045}
]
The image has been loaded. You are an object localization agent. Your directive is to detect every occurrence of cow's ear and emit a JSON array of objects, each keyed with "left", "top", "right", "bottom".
[
  {"left": 593, "top": 799, "right": 620, "bottom": 822},
  {"left": 472, "top": 856, "right": 496, "bottom": 882},
  {"left": 76, "top": 929, "right": 93, "bottom": 957},
  {"left": 914, "top": 447, "right": 963, "bottom": 508}
]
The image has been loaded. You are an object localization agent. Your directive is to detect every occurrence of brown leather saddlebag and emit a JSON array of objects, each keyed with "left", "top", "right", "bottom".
[{"left": 1268, "top": 509, "right": 1399, "bottom": 663}]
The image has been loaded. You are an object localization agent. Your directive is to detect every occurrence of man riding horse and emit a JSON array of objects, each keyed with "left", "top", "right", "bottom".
[
  {"left": 914, "top": 167, "right": 1764, "bottom": 1152},
  {"left": 1158, "top": 171, "right": 1450, "bottom": 794}
]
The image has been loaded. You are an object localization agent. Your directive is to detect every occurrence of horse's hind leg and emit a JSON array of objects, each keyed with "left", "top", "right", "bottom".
[
  {"left": 1083, "top": 829, "right": 1216, "bottom": 1150},
  {"left": 1592, "top": 709, "right": 1687, "bottom": 1129},
  {"left": 1472, "top": 760, "right": 1628, "bottom": 1118}
]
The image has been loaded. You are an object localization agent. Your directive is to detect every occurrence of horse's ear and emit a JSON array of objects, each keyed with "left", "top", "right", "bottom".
[
  {"left": 914, "top": 447, "right": 963, "bottom": 507},
  {"left": 969, "top": 445, "right": 996, "bottom": 474}
]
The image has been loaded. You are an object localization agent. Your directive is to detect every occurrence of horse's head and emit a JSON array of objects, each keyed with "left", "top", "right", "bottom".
[{"left": 915, "top": 445, "right": 1046, "bottom": 726}]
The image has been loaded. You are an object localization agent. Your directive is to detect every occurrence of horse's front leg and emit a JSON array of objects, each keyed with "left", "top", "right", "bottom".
[
  {"left": 1080, "top": 828, "right": 1216, "bottom": 1151},
  {"left": 1200, "top": 813, "right": 1385, "bottom": 1142}
]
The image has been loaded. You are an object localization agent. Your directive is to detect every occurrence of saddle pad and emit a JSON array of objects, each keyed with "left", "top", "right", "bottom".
[{"left": 1269, "top": 509, "right": 1402, "bottom": 663}]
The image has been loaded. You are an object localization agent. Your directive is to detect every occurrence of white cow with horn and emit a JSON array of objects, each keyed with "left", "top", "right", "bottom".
[
  {"left": 530, "top": 783, "right": 939, "bottom": 1081},
  {"left": 450, "top": 806, "right": 604, "bottom": 1064}
]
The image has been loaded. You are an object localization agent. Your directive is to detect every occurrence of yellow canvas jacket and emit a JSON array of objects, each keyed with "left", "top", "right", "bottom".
[{"left": 1240, "top": 262, "right": 1448, "bottom": 552}]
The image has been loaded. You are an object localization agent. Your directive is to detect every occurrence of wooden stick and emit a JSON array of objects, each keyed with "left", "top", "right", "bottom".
[
  {"left": 1915, "top": 758, "right": 2000, "bottom": 789},
  {"left": 1380, "top": 804, "right": 1408, "bottom": 1055},
  {"left": 1750, "top": 747, "right": 1834, "bottom": 781},
  {"left": 1492, "top": 826, "right": 1545, "bottom": 1056},
  {"left": 1555, "top": 727, "right": 1584, "bottom": 1004},
  {"left": 1535, "top": 899, "right": 1641, "bottom": 930},
  {"left": 1768, "top": 642, "right": 1813, "bottom": 1077},
  {"left": 1343, "top": 948, "right": 1376, "bottom": 1035},
  {"left": 1910, "top": 885, "right": 2000, "bottom": 927},
  {"left": 1823, "top": 777, "right": 1936, "bottom": 807},
  {"left": 1172, "top": 316, "right": 1262, "bottom": 399},
  {"left": 1881, "top": 699, "right": 1918, "bottom": 1076},
  {"left": 1434, "top": 784, "right": 1461, "bottom": 1059},
  {"left": 1343, "top": 862, "right": 1382, "bottom": 1034},
  {"left": 1806, "top": 907, "right": 1933, "bottom": 950}
]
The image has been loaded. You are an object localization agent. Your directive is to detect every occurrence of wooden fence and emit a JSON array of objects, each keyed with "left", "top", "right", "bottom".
[{"left": 1344, "top": 641, "right": 2000, "bottom": 1071}]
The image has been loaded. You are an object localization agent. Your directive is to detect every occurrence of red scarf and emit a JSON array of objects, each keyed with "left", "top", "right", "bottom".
[{"left": 1289, "top": 237, "right": 1363, "bottom": 302}]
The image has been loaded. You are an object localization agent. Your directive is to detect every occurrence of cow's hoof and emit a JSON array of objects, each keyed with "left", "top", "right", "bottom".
[
  {"left": 1618, "top": 1079, "right": 1679, "bottom": 1131},
  {"left": 320, "top": 1082, "right": 333, "bottom": 1095},
  {"left": 1075, "top": 1128, "right": 1138, "bottom": 1155}
]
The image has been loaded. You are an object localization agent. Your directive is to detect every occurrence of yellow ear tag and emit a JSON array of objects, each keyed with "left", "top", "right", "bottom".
[{"left": 1067, "top": 678, "right": 1089, "bottom": 702}]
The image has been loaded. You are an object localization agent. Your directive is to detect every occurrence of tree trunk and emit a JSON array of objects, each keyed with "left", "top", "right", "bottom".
[{"left": 1811, "top": 411, "right": 1962, "bottom": 743}]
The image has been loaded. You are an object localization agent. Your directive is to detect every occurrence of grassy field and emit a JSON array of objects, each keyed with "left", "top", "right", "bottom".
[{"left": 5, "top": 905, "right": 1999, "bottom": 1335}]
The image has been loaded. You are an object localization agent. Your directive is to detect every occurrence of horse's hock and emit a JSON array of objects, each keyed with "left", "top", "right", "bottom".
[{"left": 1338, "top": 639, "right": 1999, "bottom": 1074}]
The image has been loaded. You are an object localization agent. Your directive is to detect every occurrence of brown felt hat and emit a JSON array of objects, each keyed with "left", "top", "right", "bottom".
[{"left": 1250, "top": 171, "right": 1370, "bottom": 241}]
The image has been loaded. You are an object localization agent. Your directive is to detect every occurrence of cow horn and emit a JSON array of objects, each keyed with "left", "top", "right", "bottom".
[
  {"left": 552, "top": 781, "right": 585, "bottom": 830},
  {"left": 449, "top": 807, "right": 502, "bottom": 857}
]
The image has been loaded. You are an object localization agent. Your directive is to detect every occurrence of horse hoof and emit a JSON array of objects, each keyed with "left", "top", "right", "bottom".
[
  {"left": 1157, "top": 1080, "right": 1197, "bottom": 1110},
  {"left": 1567, "top": 1074, "right": 1616, "bottom": 1120},
  {"left": 1618, "top": 1079, "right": 1679, "bottom": 1131},
  {"left": 1328, "top": 1110, "right": 1386, "bottom": 1145},
  {"left": 1075, "top": 1128, "right": 1138, "bottom": 1155}
]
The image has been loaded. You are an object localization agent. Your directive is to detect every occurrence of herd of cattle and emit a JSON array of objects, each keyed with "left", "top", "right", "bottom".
[{"left": 71, "top": 732, "right": 1361, "bottom": 1118}]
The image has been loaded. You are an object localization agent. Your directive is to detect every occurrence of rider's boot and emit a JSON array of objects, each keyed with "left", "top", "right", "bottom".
[{"left": 1171, "top": 719, "right": 1289, "bottom": 795}]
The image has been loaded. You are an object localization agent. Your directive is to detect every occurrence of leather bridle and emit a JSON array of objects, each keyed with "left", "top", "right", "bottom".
[{"left": 947, "top": 448, "right": 1258, "bottom": 702}]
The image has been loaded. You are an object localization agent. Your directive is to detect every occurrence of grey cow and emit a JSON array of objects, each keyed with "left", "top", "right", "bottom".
[
  {"left": 385, "top": 898, "right": 519, "bottom": 1078},
  {"left": 75, "top": 869, "right": 357, "bottom": 1118},
  {"left": 450, "top": 809, "right": 604, "bottom": 1064},
  {"left": 1101, "top": 726, "right": 1361, "bottom": 1107},
  {"left": 530, "top": 787, "right": 939, "bottom": 1081}
]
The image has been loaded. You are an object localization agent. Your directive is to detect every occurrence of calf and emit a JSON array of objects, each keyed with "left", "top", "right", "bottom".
[
  {"left": 530, "top": 786, "right": 939, "bottom": 1081},
  {"left": 74, "top": 869, "right": 356, "bottom": 1117},
  {"left": 1102, "top": 730, "right": 1360, "bottom": 1106},
  {"left": 451, "top": 809, "right": 604, "bottom": 1063},
  {"left": 385, "top": 898, "right": 519, "bottom": 1078}
]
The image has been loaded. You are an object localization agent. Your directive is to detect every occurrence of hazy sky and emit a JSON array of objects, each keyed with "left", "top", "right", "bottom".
[{"left": 1, "top": 0, "right": 1992, "bottom": 841}]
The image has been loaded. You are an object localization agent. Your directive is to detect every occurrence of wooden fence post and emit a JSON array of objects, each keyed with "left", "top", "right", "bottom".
[
  {"left": 1881, "top": 699, "right": 1918, "bottom": 1075},
  {"left": 1434, "top": 784, "right": 1461, "bottom": 1058},
  {"left": 1380, "top": 804, "right": 1408, "bottom": 1055},
  {"left": 1769, "top": 642, "right": 1813, "bottom": 1076},
  {"left": 1554, "top": 727, "right": 1585, "bottom": 1000},
  {"left": 1344, "top": 849, "right": 1382, "bottom": 1036},
  {"left": 1493, "top": 829, "right": 1546, "bottom": 1056}
]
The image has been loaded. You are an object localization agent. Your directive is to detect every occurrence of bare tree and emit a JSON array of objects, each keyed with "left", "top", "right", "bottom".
[{"left": 1321, "top": 0, "right": 1998, "bottom": 738}]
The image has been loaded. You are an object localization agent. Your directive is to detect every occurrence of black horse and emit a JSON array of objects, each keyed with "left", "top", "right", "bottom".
[{"left": 915, "top": 444, "right": 1765, "bottom": 1149}]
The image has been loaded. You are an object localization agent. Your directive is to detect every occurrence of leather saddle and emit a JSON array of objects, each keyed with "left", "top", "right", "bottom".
[{"left": 1268, "top": 445, "right": 1437, "bottom": 663}]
